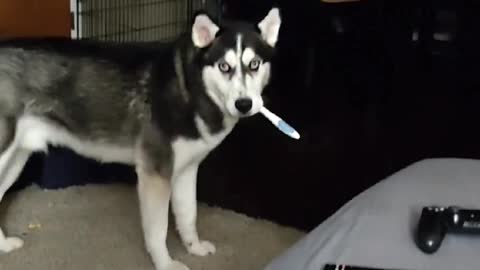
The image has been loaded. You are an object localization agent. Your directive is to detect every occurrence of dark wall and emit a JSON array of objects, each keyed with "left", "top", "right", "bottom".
[
  {"left": 15, "top": 0, "right": 480, "bottom": 232},
  {"left": 196, "top": 0, "right": 480, "bottom": 230}
]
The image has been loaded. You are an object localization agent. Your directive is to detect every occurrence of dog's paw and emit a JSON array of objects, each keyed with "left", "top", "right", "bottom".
[
  {"left": 187, "top": 240, "right": 216, "bottom": 256},
  {"left": 163, "top": 260, "right": 190, "bottom": 270},
  {"left": 0, "top": 237, "right": 24, "bottom": 253}
]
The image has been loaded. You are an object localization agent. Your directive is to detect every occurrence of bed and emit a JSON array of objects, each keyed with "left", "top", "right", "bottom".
[{"left": 264, "top": 158, "right": 480, "bottom": 270}]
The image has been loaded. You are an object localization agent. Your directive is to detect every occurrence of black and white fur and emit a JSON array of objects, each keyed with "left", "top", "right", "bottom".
[{"left": 0, "top": 7, "right": 281, "bottom": 270}]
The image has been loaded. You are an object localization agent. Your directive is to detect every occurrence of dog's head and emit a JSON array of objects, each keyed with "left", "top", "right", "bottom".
[{"left": 192, "top": 8, "right": 281, "bottom": 118}]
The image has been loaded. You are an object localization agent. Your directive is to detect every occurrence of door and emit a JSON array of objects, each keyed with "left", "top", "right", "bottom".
[{"left": 0, "top": 0, "right": 71, "bottom": 38}]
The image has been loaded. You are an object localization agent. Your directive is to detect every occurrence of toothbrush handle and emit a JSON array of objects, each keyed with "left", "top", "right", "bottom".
[{"left": 260, "top": 107, "right": 280, "bottom": 125}]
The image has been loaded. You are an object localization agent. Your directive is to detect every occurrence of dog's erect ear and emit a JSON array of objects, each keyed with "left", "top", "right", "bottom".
[
  {"left": 258, "top": 7, "right": 281, "bottom": 47},
  {"left": 192, "top": 13, "right": 219, "bottom": 48}
]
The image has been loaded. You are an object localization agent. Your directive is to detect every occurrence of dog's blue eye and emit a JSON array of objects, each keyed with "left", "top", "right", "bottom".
[
  {"left": 249, "top": 59, "right": 261, "bottom": 71},
  {"left": 218, "top": 62, "right": 231, "bottom": 73}
]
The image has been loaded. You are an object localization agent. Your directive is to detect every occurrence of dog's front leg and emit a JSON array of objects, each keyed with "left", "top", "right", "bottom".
[
  {"left": 172, "top": 162, "right": 216, "bottom": 256},
  {"left": 136, "top": 142, "right": 189, "bottom": 270}
]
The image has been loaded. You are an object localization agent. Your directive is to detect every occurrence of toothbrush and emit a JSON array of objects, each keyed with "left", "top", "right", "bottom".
[{"left": 260, "top": 107, "right": 300, "bottom": 140}]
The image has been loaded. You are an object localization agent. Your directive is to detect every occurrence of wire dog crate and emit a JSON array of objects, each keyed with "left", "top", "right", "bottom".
[{"left": 70, "top": 0, "right": 221, "bottom": 42}]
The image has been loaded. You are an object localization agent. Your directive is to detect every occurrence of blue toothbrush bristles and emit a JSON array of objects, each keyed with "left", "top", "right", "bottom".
[{"left": 260, "top": 107, "right": 300, "bottom": 140}]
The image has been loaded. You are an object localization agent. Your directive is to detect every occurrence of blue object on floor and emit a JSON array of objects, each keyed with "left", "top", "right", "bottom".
[
  {"left": 24, "top": 147, "right": 137, "bottom": 190},
  {"left": 10, "top": 153, "right": 44, "bottom": 192}
]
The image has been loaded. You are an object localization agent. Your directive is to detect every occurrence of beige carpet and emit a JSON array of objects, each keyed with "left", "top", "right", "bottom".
[{"left": 0, "top": 184, "right": 304, "bottom": 270}]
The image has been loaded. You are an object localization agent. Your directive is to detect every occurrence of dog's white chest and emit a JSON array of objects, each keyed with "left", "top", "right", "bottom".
[{"left": 172, "top": 115, "right": 235, "bottom": 173}]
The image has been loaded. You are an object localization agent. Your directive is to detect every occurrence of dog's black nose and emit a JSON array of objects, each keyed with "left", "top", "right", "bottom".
[{"left": 235, "top": 98, "right": 253, "bottom": 114}]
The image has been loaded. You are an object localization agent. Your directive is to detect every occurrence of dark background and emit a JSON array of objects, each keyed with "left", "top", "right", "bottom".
[{"left": 12, "top": 0, "right": 480, "bottom": 231}]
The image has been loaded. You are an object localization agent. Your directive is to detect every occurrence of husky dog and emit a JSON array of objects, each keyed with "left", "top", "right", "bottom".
[{"left": 0, "top": 7, "right": 281, "bottom": 270}]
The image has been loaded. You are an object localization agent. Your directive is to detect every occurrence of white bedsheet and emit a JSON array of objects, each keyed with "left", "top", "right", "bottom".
[{"left": 264, "top": 158, "right": 480, "bottom": 270}]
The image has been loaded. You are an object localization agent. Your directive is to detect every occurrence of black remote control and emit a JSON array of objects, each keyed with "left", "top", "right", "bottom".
[
  {"left": 415, "top": 206, "right": 480, "bottom": 254},
  {"left": 324, "top": 264, "right": 408, "bottom": 270}
]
